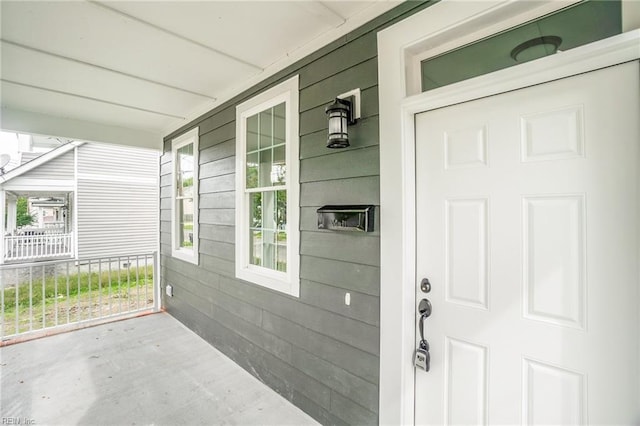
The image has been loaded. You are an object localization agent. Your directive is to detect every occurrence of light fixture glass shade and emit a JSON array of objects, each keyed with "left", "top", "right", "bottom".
[
  {"left": 325, "top": 98, "right": 351, "bottom": 148},
  {"left": 510, "top": 35, "right": 562, "bottom": 62}
]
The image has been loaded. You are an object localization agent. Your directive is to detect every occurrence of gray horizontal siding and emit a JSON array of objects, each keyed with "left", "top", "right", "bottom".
[
  {"left": 77, "top": 142, "right": 157, "bottom": 178},
  {"left": 160, "top": 2, "right": 434, "bottom": 424},
  {"left": 19, "top": 150, "right": 74, "bottom": 180},
  {"left": 77, "top": 142, "right": 158, "bottom": 259},
  {"left": 77, "top": 179, "right": 157, "bottom": 258}
]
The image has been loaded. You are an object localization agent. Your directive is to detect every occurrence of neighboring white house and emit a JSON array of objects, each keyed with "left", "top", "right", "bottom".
[{"left": 0, "top": 140, "right": 158, "bottom": 263}]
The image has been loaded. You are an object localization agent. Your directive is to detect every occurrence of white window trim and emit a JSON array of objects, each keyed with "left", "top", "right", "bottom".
[
  {"left": 171, "top": 127, "right": 199, "bottom": 265},
  {"left": 235, "top": 75, "right": 300, "bottom": 297}
]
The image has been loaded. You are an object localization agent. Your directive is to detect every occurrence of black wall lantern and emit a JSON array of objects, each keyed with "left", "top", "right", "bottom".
[{"left": 325, "top": 89, "right": 361, "bottom": 149}]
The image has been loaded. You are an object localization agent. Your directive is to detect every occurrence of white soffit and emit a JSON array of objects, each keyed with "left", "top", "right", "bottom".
[{"left": 0, "top": 1, "right": 403, "bottom": 148}]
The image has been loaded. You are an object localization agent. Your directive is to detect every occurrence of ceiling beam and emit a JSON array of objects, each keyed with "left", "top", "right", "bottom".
[
  {"left": 1, "top": 39, "right": 216, "bottom": 100},
  {"left": 1, "top": 107, "right": 162, "bottom": 150},
  {"left": 1, "top": 39, "right": 216, "bottom": 101},
  {"left": 1, "top": 79, "right": 186, "bottom": 120}
]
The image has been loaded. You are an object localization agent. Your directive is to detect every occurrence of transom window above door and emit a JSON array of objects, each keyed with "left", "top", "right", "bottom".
[{"left": 420, "top": 0, "right": 622, "bottom": 92}]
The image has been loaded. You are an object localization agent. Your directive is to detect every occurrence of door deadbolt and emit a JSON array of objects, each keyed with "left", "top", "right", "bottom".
[{"left": 420, "top": 278, "right": 431, "bottom": 293}]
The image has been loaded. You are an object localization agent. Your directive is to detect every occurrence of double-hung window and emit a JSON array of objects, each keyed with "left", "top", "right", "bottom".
[
  {"left": 171, "top": 127, "right": 199, "bottom": 264},
  {"left": 236, "top": 76, "right": 300, "bottom": 296}
]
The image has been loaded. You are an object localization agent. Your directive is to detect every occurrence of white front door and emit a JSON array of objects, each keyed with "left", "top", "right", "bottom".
[{"left": 414, "top": 62, "right": 639, "bottom": 425}]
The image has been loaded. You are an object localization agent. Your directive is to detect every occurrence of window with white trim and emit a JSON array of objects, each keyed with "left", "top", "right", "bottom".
[
  {"left": 235, "top": 76, "right": 300, "bottom": 297},
  {"left": 171, "top": 127, "right": 199, "bottom": 264}
]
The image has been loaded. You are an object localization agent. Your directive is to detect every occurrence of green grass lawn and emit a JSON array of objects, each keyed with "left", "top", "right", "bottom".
[{"left": 1, "top": 266, "right": 154, "bottom": 336}]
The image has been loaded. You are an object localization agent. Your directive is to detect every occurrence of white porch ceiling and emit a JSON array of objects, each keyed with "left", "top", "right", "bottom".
[{"left": 0, "top": 1, "right": 402, "bottom": 149}]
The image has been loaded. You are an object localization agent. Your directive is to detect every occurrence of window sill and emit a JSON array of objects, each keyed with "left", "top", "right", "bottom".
[
  {"left": 172, "top": 248, "right": 198, "bottom": 265},
  {"left": 236, "top": 266, "right": 299, "bottom": 298}
]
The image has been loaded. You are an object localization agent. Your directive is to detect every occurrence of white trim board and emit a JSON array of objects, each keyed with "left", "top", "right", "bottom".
[
  {"left": 0, "top": 191, "right": 5, "bottom": 264},
  {"left": 376, "top": 0, "right": 640, "bottom": 423},
  {"left": 73, "top": 145, "right": 79, "bottom": 259}
]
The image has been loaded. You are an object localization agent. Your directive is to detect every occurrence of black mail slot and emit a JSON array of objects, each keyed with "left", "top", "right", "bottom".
[{"left": 317, "top": 205, "right": 374, "bottom": 232}]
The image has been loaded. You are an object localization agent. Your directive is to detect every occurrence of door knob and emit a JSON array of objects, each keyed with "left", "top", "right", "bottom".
[
  {"left": 414, "top": 298, "right": 432, "bottom": 372},
  {"left": 418, "top": 298, "right": 432, "bottom": 317}
]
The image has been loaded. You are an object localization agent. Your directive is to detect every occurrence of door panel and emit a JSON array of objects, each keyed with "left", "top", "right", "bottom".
[{"left": 415, "top": 62, "right": 639, "bottom": 425}]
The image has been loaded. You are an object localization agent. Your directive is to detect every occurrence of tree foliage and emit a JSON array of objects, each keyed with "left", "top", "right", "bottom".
[{"left": 16, "top": 197, "right": 36, "bottom": 227}]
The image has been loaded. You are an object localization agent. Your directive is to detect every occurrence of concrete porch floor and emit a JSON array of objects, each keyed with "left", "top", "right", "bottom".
[{"left": 0, "top": 313, "right": 319, "bottom": 425}]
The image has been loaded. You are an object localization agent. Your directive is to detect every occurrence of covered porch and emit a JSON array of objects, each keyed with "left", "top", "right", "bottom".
[
  {"left": 0, "top": 312, "right": 317, "bottom": 425},
  {"left": 2, "top": 1, "right": 639, "bottom": 424},
  {"left": 2, "top": 191, "right": 74, "bottom": 264}
]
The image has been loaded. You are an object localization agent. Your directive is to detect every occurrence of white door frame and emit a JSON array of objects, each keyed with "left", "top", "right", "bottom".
[{"left": 377, "top": 1, "right": 640, "bottom": 423}]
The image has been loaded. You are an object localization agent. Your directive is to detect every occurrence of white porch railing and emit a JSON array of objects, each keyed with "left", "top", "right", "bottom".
[
  {"left": 0, "top": 252, "right": 158, "bottom": 343},
  {"left": 33, "top": 223, "right": 66, "bottom": 233},
  {"left": 4, "top": 232, "right": 74, "bottom": 262}
]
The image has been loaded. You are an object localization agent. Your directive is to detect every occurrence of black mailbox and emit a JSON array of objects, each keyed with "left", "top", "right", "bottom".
[{"left": 317, "top": 205, "right": 375, "bottom": 232}]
